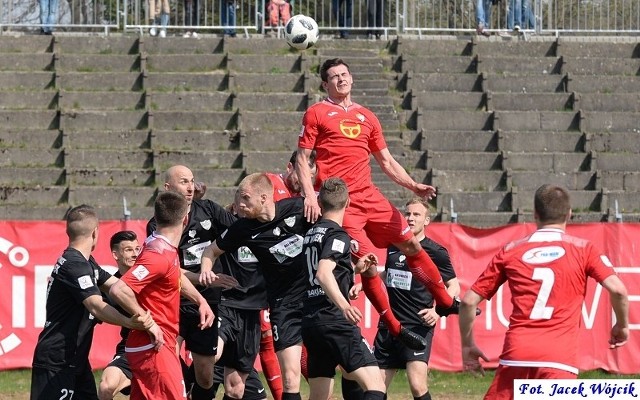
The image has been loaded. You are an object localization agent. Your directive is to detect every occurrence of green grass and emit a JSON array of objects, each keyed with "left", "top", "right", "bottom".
[{"left": 1, "top": 368, "right": 637, "bottom": 399}]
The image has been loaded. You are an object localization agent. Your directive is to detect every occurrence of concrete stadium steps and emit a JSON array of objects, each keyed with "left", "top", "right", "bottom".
[
  {"left": 395, "top": 55, "right": 477, "bottom": 74},
  {"left": 484, "top": 74, "right": 567, "bottom": 93},
  {"left": 447, "top": 212, "right": 522, "bottom": 227},
  {"left": 64, "top": 149, "right": 152, "bottom": 169},
  {"left": 396, "top": 37, "right": 473, "bottom": 56},
  {"left": 67, "top": 168, "right": 155, "bottom": 186},
  {"left": 589, "top": 132, "right": 640, "bottom": 153},
  {"left": 562, "top": 57, "right": 640, "bottom": 76},
  {"left": 0, "top": 53, "right": 54, "bottom": 71},
  {"left": 199, "top": 187, "right": 237, "bottom": 207},
  {"left": 0, "top": 35, "right": 53, "bottom": 53},
  {"left": 146, "top": 54, "right": 226, "bottom": 72},
  {"left": 238, "top": 111, "right": 303, "bottom": 133},
  {"left": 517, "top": 189, "right": 602, "bottom": 213},
  {"left": 488, "top": 93, "right": 572, "bottom": 111},
  {"left": 0, "top": 185, "right": 67, "bottom": 205},
  {"left": 606, "top": 191, "right": 640, "bottom": 214},
  {"left": 425, "top": 150, "right": 502, "bottom": 171},
  {"left": 428, "top": 170, "right": 507, "bottom": 192},
  {"left": 413, "top": 92, "right": 485, "bottom": 111},
  {"left": 568, "top": 75, "right": 640, "bottom": 93},
  {"left": 145, "top": 72, "right": 228, "bottom": 92},
  {"left": 421, "top": 130, "right": 497, "bottom": 152},
  {"left": 405, "top": 73, "right": 482, "bottom": 92},
  {"left": 594, "top": 153, "right": 640, "bottom": 172},
  {"left": 63, "top": 130, "right": 150, "bottom": 149},
  {"left": 152, "top": 130, "right": 239, "bottom": 151},
  {"left": 151, "top": 110, "right": 237, "bottom": 131},
  {"left": 0, "top": 167, "right": 65, "bottom": 186},
  {"left": 68, "top": 186, "right": 157, "bottom": 207},
  {"left": 600, "top": 171, "right": 640, "bottom": 191},
  {"left": 191, "top": 168, "right": 245, "bottom": 188},
  {"left": 503, "top": 152, "right": 591, "bottom": 172},
  {"left": 477, "top": 56, "right": 563, "bottom": 75},
  {"left": 243, "top": 151, "right": 296, "bottom": 174},
  {"left": 582, "top": 111, "right": 640, "bottom": 132},
  {"left": 0, "top": 110, "right": 58, "bottom": 129},
  {"left": 556, "top": 40, "right": 640, "bottom": 58},
  {"left": 0, "top": 91, "right": 57, "bottom": 110},
  {"left": 435, "top": 190, "right": 513, "bottom": 213},
  {"left": 575, "top": 93, "right": 640, "bottom": 112},
  {"left": 0, "top": 71, "right": 55, "bottom": 90},
  {"left": 509, "top": 171, "right": 596, "bottom": 191},
  {"left": 55, "top": 54, "right": 141, "bottom": 72},
  {"left": 226, "top": 54, "right": 303, "bottom": 73},
  {"left": 494, "top": 111, "right": 579, "bottom": 131},
  {"left": 61, "top": 110, "right": 147, "bottom": 131},
  {"left": 223, "top": 37, "right": 287, "bottom": 54},
  {"left": 232, "top": 73, "right": 304, "bottom": 93},
  {"left": 473, "top": 40, "right": 557, "bottom": 57},
  {"left": 0, "top": 204, "right": 73, "bottom": 220},
  {"left": 499, "top": 131, "right": 585, "bottom": 152},
  {"left": 415, "top": 110, "right": 493, "bottom": 131},
  {"left": 153, "top": 150, "right": 243, "bottom": 171},
  {"left": 233, "top": 93, "right": 308, "bottom": 112},
  {"left": 59, "top": 91, "right": 145, "bottom": 110},
  {"left": 242, "top": 130, "right": 300, "bottom": 152},
  {"left": 149, "top": 92, "right": 232, "bottom": 111},
  {"left": 0, "top": 129, "right": 61, "bottom": 148},
  {"left": 143, "top": 37, "right": 224, "bottom": 54},
  {"left": 56, "top": 72, "right": 143, "bottom": 91},
  {"left": 54, "top": 36, "right": 139, "bottom": 55}
]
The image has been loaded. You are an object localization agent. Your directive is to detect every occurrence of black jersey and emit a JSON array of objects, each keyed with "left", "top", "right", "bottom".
[
  {"left": 32, "top": 248, "right": 111, "bottom": 371},
  {"left": 216, "top": 197, "right": 312, "bottom": 307},
  {"left": 384, "top": 237, "right": 457, "bottom": 326},
  {"left": 147, "top": 198, "right": 236, "bottom": 306},
  {"left": 219, "top": 247, "right": 268, "bottom": 310},
  {"left": 301, "top": 219, "right": 355, "bottom": 327}
]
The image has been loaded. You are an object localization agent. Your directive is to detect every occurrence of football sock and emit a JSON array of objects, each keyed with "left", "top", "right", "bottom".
[
  {"left": 415, "top": 392, "right": 432, "bottom": 400},
  {"left": 191, "top": 381, "right": 217, "bottom": 400},
  {"left": 363, "top": 390, "right": 386, "bottom": 400},
  {"left": 406, "top": 250, "right": 453, "bottom": 308},
  {"left": 342, "top": 376, "right": 365, "bottom": 400},
  {"left": 282, "top": 392, "right": 302, "bottom": 400},
  {"left": 260, "top": 333, "right": 283, "bottom": 400},
  {"left": 361, "top": 273, "right": 402, "bottom": 336},
  {"left": 300, "top": 345, "right": 309, "bottom": 381}
]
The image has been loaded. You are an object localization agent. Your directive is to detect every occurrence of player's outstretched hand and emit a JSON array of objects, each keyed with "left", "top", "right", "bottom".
[
  {"left": 413, "top": 183, "right": 437, "bottom": 200},
  {"left": 147, "top": 321, "right": 165, "bottom": 351},
  {"left": 354, "top": 253, "right": 378, "bottom": 275},
  {"left": 198, "top": 303, "right": 215, "bottom": 330},
  {"left": 609, "top": 323, "right": 629, "bottom": 349},
  {"left": 462, "top": 344, "right": 489, "bottom": 377},
  {"left": 303, "top": 195, "right": 322, "bottom": 223},
  {"left": 206, "top": 273, "right": 239, "bottom": 289},
  {"left": 342, "top": 305, "right": 362, "bottom": 325},
  {"left": 349, "top": 283, "right": 363, "bottom": 300}
]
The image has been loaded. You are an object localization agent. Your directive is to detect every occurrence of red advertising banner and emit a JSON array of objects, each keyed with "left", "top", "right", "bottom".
[{"left": 0, "top": 221, "right": 638, "bottom": 373}]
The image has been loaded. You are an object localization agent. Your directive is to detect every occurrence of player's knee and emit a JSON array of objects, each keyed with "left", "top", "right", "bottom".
[{"left": 281, "top": 370, "right": 300, "bottom": 391}]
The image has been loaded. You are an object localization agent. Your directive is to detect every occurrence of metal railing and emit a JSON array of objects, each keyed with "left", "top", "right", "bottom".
[{"left": 1, "top": 0, "right": 639, "bottom": 36}]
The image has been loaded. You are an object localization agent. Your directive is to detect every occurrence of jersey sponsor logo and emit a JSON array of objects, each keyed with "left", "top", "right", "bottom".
[
  {"left": 200, "top": 220, "right": 212, "bottom": 230},
  {"left": 258, "top": 388, "right": 265, "bottom": 393},
  {"left": 183, "top": 241, "right": 211, "bottom": 266},
  {"left": 522, "top": 246, "right": 566, "bottom": 264},
  {"left": 269, "top": 234, "right": 304, "bottom": 263},
  {"left": 251, "top": 233, "right": 260, "bottom": 239},
  {"left": 339, "top": 120, "right": 361, "bottom": 139},
  {"left": 237, "top": 246, "right": 258, "bottom": 263},
  {"left": 413, "top": 351, "right": 425, "bottom": 356},
  {"left": 331, "top": 238, "right": 346, "bottom": 253},
  {"left": 284, "top": 216, "right": 296, "bottom": 227},
  {"left": 132, "top": 265, "right": 150, "bottom": 280},
  {"left": 386, "top": 268, "right": 412, "bottom": 291},
  {"left": 77, "top": 275, "right": 94, "bottom": 289}
]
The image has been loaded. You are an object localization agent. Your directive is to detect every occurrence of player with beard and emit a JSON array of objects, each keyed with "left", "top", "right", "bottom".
[
  {"left": 201, "top": 173, "right": 313, "bottom": 400},
  {"left": 147, "top": 164, "right": 238, "bottom": 400}
]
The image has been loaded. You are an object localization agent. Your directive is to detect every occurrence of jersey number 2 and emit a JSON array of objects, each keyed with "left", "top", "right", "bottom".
[{"left": 530, "top": 267, "right": 555, "bottom": 320}]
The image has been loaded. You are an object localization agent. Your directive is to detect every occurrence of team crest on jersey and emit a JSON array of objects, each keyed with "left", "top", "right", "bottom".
[
  {"left": 399, "top": 255, "right": 406, "bottom": 262},
  {"left": 188, "top": 230, "right": 196, "bottom": 238},
  {"left": 522, "top": 246, "right": 566, "bottom": 264},
  {"left": 200, "top": 220, "right": 212, "bottom": 230},
  {"left": 273, "top": 227, "right": 281, "bottom": 236},
  {"left": 356, "top": 113, "right": 365, "bottom": 122},
  {"left": 339, "top": 120, "right": 361, "bottom": 139},
  {"left": 284, "top": 216, "right": 296, "bottom": 227}
]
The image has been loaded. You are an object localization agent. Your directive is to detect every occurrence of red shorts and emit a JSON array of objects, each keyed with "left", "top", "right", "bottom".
[
  {"left": 343, "top": 187, "right": 412, "bottom": 263},
  {"left": 484, "top": 364, "right": 578, "bottom": 400},
  {"left": 260, "top": 309, "right": 272, "bottom": 334},
  {"left": 127, "top": 344, "right": 186, "bottom": 400}
]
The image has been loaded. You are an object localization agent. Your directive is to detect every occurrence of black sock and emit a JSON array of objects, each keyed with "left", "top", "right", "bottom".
[
  {"left": 414, "top": 392, "right": 432, "bottom": 400},
  {"left": 191, "top": 381, "right": 217, "bottom": 400},
  {"left": 363, "top": 390, "right": 386, "bottom": 400},
  {"left": 342, "top": 376, "right": 365, "bottom": 400},
  {"left": 282, "top": 393, "right": 302, "bottom": 400}
]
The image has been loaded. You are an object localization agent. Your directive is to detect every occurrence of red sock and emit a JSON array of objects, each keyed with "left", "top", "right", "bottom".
[
  {"left": 260, "top": 333, "right": 283, "bottom": 400},
  {"left": 300, "top": 345, "right": 309, "bottom": 381},
  {"left": 361, "top": 273, "right": 402, "bottom": 336},
  {"left": 406, "top": 250, "right": 453, "bottom": 307}
]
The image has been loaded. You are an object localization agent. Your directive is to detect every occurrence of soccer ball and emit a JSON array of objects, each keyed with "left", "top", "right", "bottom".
[{"left": 284, "top": 14, "right": 319, "bottom": 50}]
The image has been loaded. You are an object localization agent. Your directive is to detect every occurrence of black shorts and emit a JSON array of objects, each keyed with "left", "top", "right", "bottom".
[
  {"left": 302, "top": 323, "right": 377, "bottom": 378},
  {"left": 217, "top": 305, "right": 261, "bottom": 372},
  {"left": 374, "top": 325, "right": 434, "bottom": 369},
  {"left": 269, "top": 301, "right": 303, "bottom": 352},
  {"left": 30, "top": 365, "right": 98, "bottom": 400},
  {"left": 105, "top": 352, "right": 132, "bottom": 395},
  {"left": 212, "top": 365, "right": 267, "bottom": 400},
  {"left": 180, "top": 304, "right": 219, "bottom": 356}
]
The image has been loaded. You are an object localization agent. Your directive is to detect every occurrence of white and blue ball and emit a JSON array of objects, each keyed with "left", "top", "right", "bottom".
[{"left": 285, "top": 14, "right": 319, "bottom": 50}]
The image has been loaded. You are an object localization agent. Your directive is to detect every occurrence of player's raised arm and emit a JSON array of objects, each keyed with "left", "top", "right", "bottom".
[
  {"left": 372, "top": 148, "right": 436, "bottom": 200},
  {"left": 296, "top": 147, "right": 321, "bottom": 223}
]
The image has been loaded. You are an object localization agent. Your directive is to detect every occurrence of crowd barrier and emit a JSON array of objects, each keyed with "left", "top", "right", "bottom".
[
  {"left": 0, "top": 221, "right": 638, "bottom": 373},
  {"left": 1, "top": 0, "right": 639, "bottom": 36}
]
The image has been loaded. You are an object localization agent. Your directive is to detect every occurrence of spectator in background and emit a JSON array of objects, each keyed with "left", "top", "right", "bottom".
[
  {"left": 366, "top": 0, "right": 384, "bottom": 39},
  {"left": 333, "top": 0, "right": 352, "bottom": 39},
  {"left": 221, "top": 0, "right": 237, "bottom": 37},
  {"left": 149, "top": 0, "right": 170, "bottom": 37},
  {"left": 267, "top": 0, "right": 291, "bottom": 28},
  {"left": 475, "top": 0, "right": 493, "bottom": 36},
  {"left": 39, "top": 0, "right": 57, "bottom": 35},
  {"left": 507, "top": 0, "right": 535, "bottom": 31},
  {"left": 460, "top": 184, "right": 629, "bottom": 400},
  {"left": 184, "top": 0, "right": 200, "bottom": 38}
]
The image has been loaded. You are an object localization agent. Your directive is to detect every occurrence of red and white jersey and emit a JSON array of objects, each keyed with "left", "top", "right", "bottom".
[
  {"left": 266, "top": 172, "right": 294, "bottom": 201},
  {"left": 122, "top": 232, "right": 182, "bottom": 352},
  {"left": 298, "top": 98, "right": 387, "bottom": 193},
  {"left": 472, "top": 228, "right": 617, "bottom": 374}
]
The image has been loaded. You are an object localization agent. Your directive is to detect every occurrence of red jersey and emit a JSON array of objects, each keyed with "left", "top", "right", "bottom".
[
  {"left": 266, "top": 172, "right": 294, "bottom": 201},
  {"left": 122, "top": 233, "right": 182, "bottom": 351},
  {"left": 471, "top": 228, "right": 616, "bottom": 373},
  {"left": 298, "top": 98, "right": 387, "bottom": 193}
]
